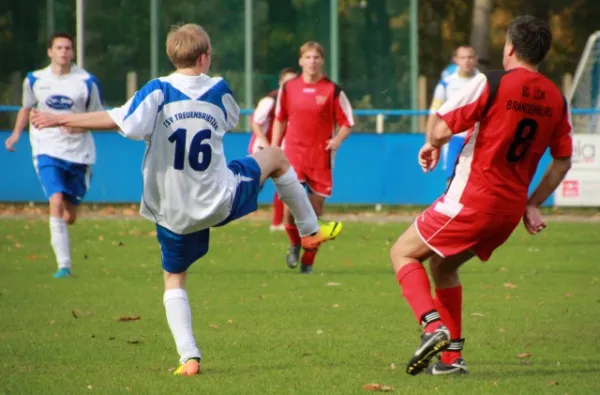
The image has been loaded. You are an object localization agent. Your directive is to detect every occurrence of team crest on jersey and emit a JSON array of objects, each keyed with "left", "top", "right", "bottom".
[
  {"left": 45, "top": 95, "right": 74, "bottom": 110},
  {"left": 316, "top": 95, "right": 327, "bottom": 105}
]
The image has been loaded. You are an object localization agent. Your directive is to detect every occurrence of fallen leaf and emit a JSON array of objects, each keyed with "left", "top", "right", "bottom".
[
  {"left": 127, "top": 340, "right": 142, "bottom": 345},
  {"left": 471, "top": 312, "right": 485, "bottom": 317},
  {"left": 316, "top": 329, "right": 324, "bottom": 335},
  {"left": 363, "top": 383, "right": 394, "bottom": 392},
  {"left": 49, "top": 320, "right": 55, "bottom": 325},
  {"left": 388, "top": 362, "right": 396, "bottom": 370},
  {"left": 499, "top": 328, "right": 505, "bottom": 333},
  {"left": 26, "top": 254, "right": 37, "bottom": 260},
  {"left": 503, "top": 282, "right": 518, "bottom": 289},
  {"left": 564, "top": 293, "right": 571, "bottom": 298},
  {"left": 14, "top": 243, "right": 23, "bottom": 248},
  {"left": 326, "top": 282, "right": 341, "bottom": 286},
  {"left": 505, "top": 295, "right": 511, "bottom": 300},
  {"left": 484, "top": 284, "right": 494, "bottom": 289},
  {"left": 72, "top": 310, "right": 79, "bottom": 319},
  {"left": 209, "top": 324, "right": 219, "bottom": 329},
  {"left": 332, "top": 304, "right": 340, "bottom": 308},
  {"left": 125, "top": 387, "right": 131, "bottom": 392},
  {"left": 98, "top": 235, "right": 104, "bottom": 241},
  {"left": 119, "top": 316, "right": 141, "bottom": 322},
  {"left": 227, "top": 319, "right": 233, "bottom": 324},
  {"left": 87, "top": 385, "right": 93, "bottom": 390},
  {"left": 516, "top": 353, "right": 532, "bottom": 359},
  {"left": 547, "top": 380, "right": 559, "bottom": 386}
]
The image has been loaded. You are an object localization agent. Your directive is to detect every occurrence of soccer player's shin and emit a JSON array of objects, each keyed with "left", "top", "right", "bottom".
[
  {"left": 434, "top": 286, "right": 463, "bottom": 364},
  {"left": 273, "top": 167, "right": 318, "bottom": 236},
  {"left": 49, "top": 216, "right": 71, "bottom": 271},
  {"left": 163, "top": 289, "right": 201, "bottom": 367},
  {"left": 396, "top": 262, "right": 441, "bottom": 332}
]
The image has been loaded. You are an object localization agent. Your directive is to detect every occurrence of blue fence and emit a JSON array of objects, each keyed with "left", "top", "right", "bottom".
[{"left": 1, "top": 130, "right": 554, "bottom": 205}]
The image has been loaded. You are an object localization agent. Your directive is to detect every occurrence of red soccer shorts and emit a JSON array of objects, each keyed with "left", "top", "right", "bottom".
[
  {"left": 293, "top": 165, "right": 332, "bottom": 198},
  {"left": 414, "top": 196, "right": 521, "bottom": 261}
]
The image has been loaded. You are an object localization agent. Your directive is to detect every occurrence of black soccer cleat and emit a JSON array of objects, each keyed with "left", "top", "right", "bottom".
[
  {"left": 406, "top": 325, "right": 450, "bottom": 376},
  {"left": 426, "top": 357, "right": 469, "bottom": 375},
  {"left": 286, "top": 245, "right": 301, "bottom": 269}
]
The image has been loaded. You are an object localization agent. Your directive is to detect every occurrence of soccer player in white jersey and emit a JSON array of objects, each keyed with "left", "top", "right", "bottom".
[
  {"left": 427, "top": 45, "right": 478, "bottom": 183},
  {"left": 31, "top": 23, "right": 343, "bottom": 376},
  {"left": 4, "top": 32, "right": 104, "bottom": 278}
]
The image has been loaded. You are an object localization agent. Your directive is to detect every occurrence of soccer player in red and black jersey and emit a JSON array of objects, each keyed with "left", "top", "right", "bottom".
[
  {"left": 389, "top": 15, "right": 573, "bottom": 376},
  {"left": 249, "top": 67, "right": 298, "bottom": 231},
  {"left": 272, "top": 42, "right": 354, "bottom": 273}
]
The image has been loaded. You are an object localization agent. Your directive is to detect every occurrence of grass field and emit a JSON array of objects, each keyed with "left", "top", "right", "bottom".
[{"left": 1, "top": 217, "right": 599, "bottom": 394}]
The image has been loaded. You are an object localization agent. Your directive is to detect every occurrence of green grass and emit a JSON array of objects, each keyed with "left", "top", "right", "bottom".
[{"left": 1, "top": 218, "right": 599, "bottom": 394}]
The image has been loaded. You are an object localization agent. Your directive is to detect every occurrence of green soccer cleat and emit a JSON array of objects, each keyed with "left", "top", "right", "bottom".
[{"left": 301, "top": 219, "right": 343, "bottom": 250}]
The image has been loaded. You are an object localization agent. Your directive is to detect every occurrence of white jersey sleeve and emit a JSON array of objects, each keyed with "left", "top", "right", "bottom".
[
  {"left": 107, "top": 80, "right": 164, "bottom": 141},
  {"left": 85, "top": 77, "right": 105, "bottom": 112},
  {"left": 22, "top": 73, "right": 38, "bottom": 108},
  {"left": 223, "top": 92, "right": 240, "bottom": 131},
  {"left": 252, "top": 97, "right": 275, "bottom": 125},
  {"left": 430, "top": 80, "right": 447, "bottom": 114}
]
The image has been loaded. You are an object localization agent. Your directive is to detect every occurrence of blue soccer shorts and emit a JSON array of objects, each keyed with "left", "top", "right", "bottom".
[
  {"left": 157, "top": 156, "right": 262, "bottom": 274},
  {"left": 443, "top": 135, "right": 466, "bottom": 180},
  {"left": 35, "top": 154, "right": 92, "bottom": 205}
]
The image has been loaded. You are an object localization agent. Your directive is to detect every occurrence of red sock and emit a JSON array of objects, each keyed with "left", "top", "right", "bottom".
[
  {"left": 272, "top": 193, "right": 284, "bottom": 226},
  {"left": 434, "top": 286, "right": 463, "bottom": 364},
  {"left": 284, "top": 224, "right": 301, "bottom": 246},
  {"left": 301, "top": 248, "right": 318, "bottom": 266},
  {"left": 395, "top": 262, "right": 440, "bottom": 332}
]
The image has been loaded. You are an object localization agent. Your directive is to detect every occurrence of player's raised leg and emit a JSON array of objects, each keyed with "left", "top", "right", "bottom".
[
  {"left": 299, "top": 190, "right": 326, "bottom": 274},
  {"left": 425, "top": 251, "right": 474, "bottom": 375},
  {"left": 390, "top": 223, "right": 450, "bottom": 375},
  {"left": 251, "top": 146, "right": 342, "bottom": 249},
  {"left": 270, "top": 193, "right": 285, "bottom": 231}
]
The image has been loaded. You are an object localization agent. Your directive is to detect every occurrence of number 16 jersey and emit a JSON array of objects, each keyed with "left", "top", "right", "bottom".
[
  {"left": 108, "top": 73, "right": 240, "bottom": 234},
  {"left": 437, "top": 68, "right": 573, "bottom": 215}
]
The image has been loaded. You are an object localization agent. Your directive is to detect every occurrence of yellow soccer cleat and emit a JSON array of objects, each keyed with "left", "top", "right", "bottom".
[
  {"left": 173, "top": 358, "right": 200, "bottom": 376},
  {"left": 301, "top": 219, "right": 343, "bottom": 250}
]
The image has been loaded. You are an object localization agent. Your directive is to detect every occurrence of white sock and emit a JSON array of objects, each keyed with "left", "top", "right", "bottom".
[
  {"left": 163, "top": 288, "right": 202, "bottom": 364},
  {"left": 272, "top": 167, "right": 319, "bottom": 236},
  {"left": 49, "top": 216, "right": 71, "bottom": 270}
]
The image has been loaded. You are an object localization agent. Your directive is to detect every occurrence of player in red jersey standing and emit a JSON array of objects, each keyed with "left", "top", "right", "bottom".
[
  {"left": 249, "top": 67, "right": 298, "bottom": 231},
  {"left": 389, "top": 15, "right": 573, "bottom": 376},
  {"left": 272, "top": 41, "right": 354, "bottom": 273}
]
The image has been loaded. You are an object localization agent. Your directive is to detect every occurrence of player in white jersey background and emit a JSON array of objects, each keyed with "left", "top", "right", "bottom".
[
  {"left": 4, "top": 32, "right": 104, "bottom": 279},
  {"left": 426, "top": 45, "right": 479, "bottom": 183},
  {"left": 31, "top": 23, "right": 343, "bottom": 376}
]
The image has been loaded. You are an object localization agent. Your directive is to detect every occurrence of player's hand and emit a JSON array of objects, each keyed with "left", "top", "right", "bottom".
[
  {"left": 523, "top": 205, "right": 546, "bottom": 235},
  {"left": 257, "top": 136, "right": 270, "bottom": 150},
  {"left": 4, "top": 132, "right": 20, "bottom": 152},
  {"left": 30, "top": 109, "right": 63, "bottom": 129},
  {"left": 418, "top": 142, "right": 441, "bottom": 172},
  {"left": 325, "top": 137, "right": 341, "bottom": 151}
]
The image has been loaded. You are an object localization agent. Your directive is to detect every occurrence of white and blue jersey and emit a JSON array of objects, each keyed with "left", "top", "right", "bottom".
[
  {"left": 430, "top": 70, "right": 479, "bottom": 177},
  {"left": 24, "top": 65, "right": 103, "bottom": 203},
  {"left": 108, "top": 73, "right": 260, "bottom": 236},
  {"left": 24, "top": 65, "right": 104, "bottom": 165}
]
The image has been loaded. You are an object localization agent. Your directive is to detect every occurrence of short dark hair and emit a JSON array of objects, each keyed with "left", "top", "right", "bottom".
[
  {"left": 48, "top": 32, "right": 74, "bottom": 49},
  {"left": 279, "top": 67, "right": 297, "bottom": 80},
  {"left": 454, "top": 45, "right": 476, "bottom": 56},
  {"left": 507, "top": 15, "right": 552, "bottom": 65}
]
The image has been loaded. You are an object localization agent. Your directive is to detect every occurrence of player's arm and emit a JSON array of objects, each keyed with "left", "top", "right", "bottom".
[
  {"left": 31, "top": 109, "right": 117, "bottom": 131},
  {"left": 271, "top": 86, "right": 287, "bottom": 147},
  {"left": 425, "top": 82, "right": 447, "bottom": 140},
  {"left": 5, "top": 77, "right": 37, "bottom": 151},
  {"left": 327, "top": 90, "right": 354, "bottom": 151},
  {"left": 527, "top": 100, "right": 573, "bottom": 208},
  {"left": 430, "top": 74, "right": 489, "bottom": 148},
  {"left": 524, "top": 99, "right": 573, "bottom": 235},
  {"left": 251, "top": 97, "right": 275, "bottom": 148}
]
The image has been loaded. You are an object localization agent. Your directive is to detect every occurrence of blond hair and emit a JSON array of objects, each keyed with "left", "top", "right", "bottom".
[
  {"left": 299, "top": 41, "right": 325, "bottom": 59},
  {"left": 166, "top": 24, "right": 211, "bottom": 68}
]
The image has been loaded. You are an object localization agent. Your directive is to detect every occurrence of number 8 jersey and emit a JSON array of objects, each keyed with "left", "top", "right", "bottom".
[
  {"left": 108, "top": 73, "right": 240, "bottom": 234},
  {"left": 436, "top": 68, "right": 573, "bottom": 215}
]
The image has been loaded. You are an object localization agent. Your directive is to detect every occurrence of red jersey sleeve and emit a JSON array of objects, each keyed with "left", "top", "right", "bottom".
[
  {"left": 334, "top": 90, "right": 354, "bottom": 127},
  {"left": 549, "top": 97, "right": 573, "bottom": 158},
  {"left": 437, "top": 73, "right": 489, "bottom": 134},
  {"left": 275, "top": 85, "right": 288, "bottom": 122}
]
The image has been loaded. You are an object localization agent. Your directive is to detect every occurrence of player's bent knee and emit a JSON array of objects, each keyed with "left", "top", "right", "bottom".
[{"left": 64, "top": 212, "right": 77, "bottom": 225}]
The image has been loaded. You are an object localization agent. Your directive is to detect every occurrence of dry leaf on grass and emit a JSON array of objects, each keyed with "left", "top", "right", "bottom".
[
  {"left": 388, "top": 362, "right": 396, "bottom": 370},
  {"left": 471, "top": 312, "right": 485, "bottom": 317},
  {"left": 209, "top": 324, "right": 219, "bottom": 329},
  {"left": 363, "top": 383, "right": 394, "bottom": 392},
  {"left": 503, "top": 282, "right": 518, "bottom": 289},
  {"left": 127, "top": 340, "right": 142, "bottom": 345},
  {"left": 564, "top": 293, "right": 572, "bottom": 298},
  {"left": 326, "top": 282, "right": 341, "bottom": 286},
  {"left": 119, "top": 316, "right": 141, "bottom": 322},
  {"left": 516, "top": 353, "right": 532, "bottom": 359},
  {"left": 547, "top": 380, "right": 559, "bottom": 386}
]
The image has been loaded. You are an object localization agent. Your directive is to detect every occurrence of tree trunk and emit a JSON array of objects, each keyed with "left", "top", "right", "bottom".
[{"left": 470, "top": 0, "right": 492, "bottom": 70}]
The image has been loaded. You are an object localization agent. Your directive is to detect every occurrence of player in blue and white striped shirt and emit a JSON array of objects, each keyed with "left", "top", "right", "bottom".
[
  {"left": 5, "top": 32, "right": 104, "bottom": 278},
  {"left": 31, "top": 23, "right": 343, "bottom": 376}
]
